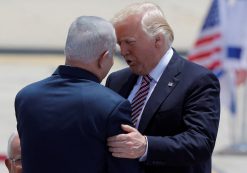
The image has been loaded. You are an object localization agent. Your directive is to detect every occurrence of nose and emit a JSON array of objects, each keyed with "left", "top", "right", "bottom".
[{"left": 120, "top": 43, "right": 129, "bottom": 57}]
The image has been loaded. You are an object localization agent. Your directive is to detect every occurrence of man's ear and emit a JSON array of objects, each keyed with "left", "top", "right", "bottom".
[
  {"left": 154, "top": 33, "right": 164, "bottom": 48},
  {"left": 5, "top": 159, "right": 11, "bottom": 171},
  {"left": 98, "top": 50, "right": 109, "bottom": 68}
]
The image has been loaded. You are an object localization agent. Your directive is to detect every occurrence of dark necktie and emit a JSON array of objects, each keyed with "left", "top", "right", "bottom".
[{"left": 131, "top": 75, "right": 152, "bottom": 125}]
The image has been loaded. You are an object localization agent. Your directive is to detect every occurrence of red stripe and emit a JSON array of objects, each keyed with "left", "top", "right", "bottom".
[
  {"left": 236, "top": 69, "right": 247, "bottom": 85},
  {"left": 206, "top": 60, "right": 222, "bottom": 70},
  {"left": 188, "top": 47, "right": 222, "bottom": 61},
  {"left": 0, "top": 154, "right": 7, "bottom": 162},
  {"left": 132, "top": 98, "right": 146, "bottom": 110},
  {"left": 195, "top": 33, "right": 221, "bottom": 46}
]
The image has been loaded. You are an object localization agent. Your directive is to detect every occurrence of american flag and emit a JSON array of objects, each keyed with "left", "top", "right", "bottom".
[
  {"left": 187, "top": 0, "right": 238, "bottom": 114},
  {"left": 188, "top": 0, "right": 247, "bottom": 115},
  {"left": 188, "top": 0, "right": 247, "bottom": 85},
  {"left": 188, "top": 0, "right": 225, "bottom": 78}
]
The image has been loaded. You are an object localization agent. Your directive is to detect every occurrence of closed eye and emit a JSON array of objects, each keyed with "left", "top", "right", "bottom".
[
  {"left": 118, "top": 39, "right": 136, "bottom": 47},
  {"left": 126, "top": 40, "right": 136, "bottom": 45}
]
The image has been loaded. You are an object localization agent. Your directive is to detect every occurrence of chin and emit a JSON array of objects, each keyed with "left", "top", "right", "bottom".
[{"left": 130, "top": 68, "right": 143, "bottom": 75}]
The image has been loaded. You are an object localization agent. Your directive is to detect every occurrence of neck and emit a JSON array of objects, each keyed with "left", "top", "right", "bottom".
[{"left": 65, "top": 58, "right": 102, "bottom": 82}]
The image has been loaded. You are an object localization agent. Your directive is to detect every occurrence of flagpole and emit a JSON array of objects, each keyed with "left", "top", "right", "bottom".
[
  {"left": 230, "top": 76, "right": 247, "bottom": 155},
  {"left": 241, "top": 79, "right": 247, "bottom": 145},
  {"left": 217, "top": 71, "right": 247, "bottom": 155}
]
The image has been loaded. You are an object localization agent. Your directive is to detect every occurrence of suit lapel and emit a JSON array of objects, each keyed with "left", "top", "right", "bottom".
[
  {"left": 138, "top": 53, "right": 184, "bottom": 133},
  {"left": 119, "top": 74, "right": 138, "bottom": 99}
]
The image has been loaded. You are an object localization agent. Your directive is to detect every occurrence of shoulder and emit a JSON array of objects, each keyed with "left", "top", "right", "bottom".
[
  {"left": 185, "top": 59, "right": 218, "bottom": 81},
  {"left": 94, "top": 83, "right": 127, "bottom": 103},
  {"left": 173, "top": 52, "right": 218, "bottom": 81},
  {"left": 105, "top": 67, "right": 135, "bottom": 90},
  {"left": 108, "top": 68, "right": 132, "bottom": 79},
  {"left": 172, "top": 50, "right": 213, "bottom": 76},
  {"left": 15, "top": 77, "right": 50, "bottom": 100},
  {"left": 178, "top": 58, "right": 220, "bottom": 93},
  {"left": 169, "top": 51, "right": 219, "bottom": 89},
  {"left": 82, "top": 83, "right": 131, "bottom": 122}
]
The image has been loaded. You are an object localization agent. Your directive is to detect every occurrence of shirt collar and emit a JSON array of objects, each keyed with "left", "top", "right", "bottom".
[{"left": 149, "top": 47, "right": 174, "bottom": 82}]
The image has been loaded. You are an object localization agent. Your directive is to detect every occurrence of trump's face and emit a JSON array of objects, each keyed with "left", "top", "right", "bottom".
[{"left": 114, "top": 15, "right": 160, "bottom": 75}]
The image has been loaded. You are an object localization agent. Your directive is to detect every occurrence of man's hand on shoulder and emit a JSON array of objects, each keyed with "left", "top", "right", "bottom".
[{"left": 107, "top": 124, "right": 147, "bottom": 159}]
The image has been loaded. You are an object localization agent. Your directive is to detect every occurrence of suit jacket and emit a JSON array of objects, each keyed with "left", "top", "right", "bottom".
[
  {"left": 15, "top": 65, "right": 140, "bottom": 173},
  {"left": 106, "top": 50, "right": 220, "bottom": 173}
]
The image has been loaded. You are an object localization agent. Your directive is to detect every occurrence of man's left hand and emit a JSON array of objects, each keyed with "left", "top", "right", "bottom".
[{"left": 107, "top": 124, "right": 147, "bottom": 159}]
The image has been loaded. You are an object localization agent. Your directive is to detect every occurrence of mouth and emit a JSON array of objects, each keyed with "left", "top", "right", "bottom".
[
  {"left": 126, "top": 60, "right": 131, "bottom": 64},
  {"left": 126, "top": 60, "right": 134, "bottom": 66}
]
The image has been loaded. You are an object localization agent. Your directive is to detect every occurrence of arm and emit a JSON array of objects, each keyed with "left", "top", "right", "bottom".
[
  {"left": 106, "top": 100, "right": 140, "bottom": 173},
  {"left": 146, "top": 72, "right": 220, "bottom": 165}
]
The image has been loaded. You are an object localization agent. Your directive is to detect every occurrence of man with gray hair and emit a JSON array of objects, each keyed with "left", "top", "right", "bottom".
[
  {"left": 15, "top": 16, "right": 140, "bottom": 173},
  {"left": 5, "top": 132, "right": 22, "bottom": 173},
  {"left": 106, "top": 2, "right": 220, "bottom": 173}
]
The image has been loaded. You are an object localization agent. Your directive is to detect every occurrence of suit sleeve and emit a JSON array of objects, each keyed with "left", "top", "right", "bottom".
[
  {"left": 106, "top": 100, "right": 141, "bottom": 173},
  {"left": 146, "top": 72, "right": 220, "bottom": 166}
]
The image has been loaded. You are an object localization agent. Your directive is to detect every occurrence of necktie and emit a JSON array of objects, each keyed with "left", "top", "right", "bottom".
[{"left": 131, "top": 75, "right": 152, "bottom": 125}]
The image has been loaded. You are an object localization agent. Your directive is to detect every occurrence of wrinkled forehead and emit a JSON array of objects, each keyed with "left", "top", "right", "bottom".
[
  {"left": 114, "top": 15, "right": 143, "bottom": 38},
  {"left": 114, "top": 14, "right": 142, "bottom": 28}
]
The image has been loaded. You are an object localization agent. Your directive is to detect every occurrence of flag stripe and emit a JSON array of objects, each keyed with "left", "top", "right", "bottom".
[
  {"left": 195, "top": 33, "right": 221, "bottom": 46},
  {"left": 0, "top": 154, "right": 6, "bottom": 162},
  {"left": 206, "top": 60, "right": 222, "bottom": 70},
  {"left": 188, "top": 47, "right": 222, "bottom": 61}
]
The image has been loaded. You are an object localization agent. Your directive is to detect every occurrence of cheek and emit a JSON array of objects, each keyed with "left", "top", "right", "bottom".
[
  {"left": 134, "top": 44, "right": 150, "bottom": 56},
  {"left": 134, "top": 50, "right": 148, "bottom": 64}
]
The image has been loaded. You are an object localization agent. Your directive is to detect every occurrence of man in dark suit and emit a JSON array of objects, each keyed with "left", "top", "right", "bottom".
[
  {"left": 15, "top": 16, "right": 140, "bottom": 173},
  {"left": 106, "top": 2, "right": 220, "bottom": 173}
]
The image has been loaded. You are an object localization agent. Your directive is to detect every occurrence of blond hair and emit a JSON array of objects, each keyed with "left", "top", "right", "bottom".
[{"left": 112, "top": 2, "right": 174, "bottom": 47}]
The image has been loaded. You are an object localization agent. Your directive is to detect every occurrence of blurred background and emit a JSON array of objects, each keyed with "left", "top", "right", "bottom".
[{"left": 0, "top": 0, "right": 246, "bottom": 173}]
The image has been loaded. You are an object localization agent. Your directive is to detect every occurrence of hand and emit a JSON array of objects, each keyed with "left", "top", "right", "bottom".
[{"left": 107, "top": 124, "right": 147, "bottom": 159}]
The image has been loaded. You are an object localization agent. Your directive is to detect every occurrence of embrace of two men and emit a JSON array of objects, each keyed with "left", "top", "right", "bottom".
[{"left": 15, "top": 2, "right": 220, "bottom": 173}]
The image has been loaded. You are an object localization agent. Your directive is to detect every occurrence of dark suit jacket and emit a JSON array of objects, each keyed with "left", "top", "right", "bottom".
[
  {"left": 15, "top": 65, "right": 140, "bottom": 173},
  {"left": 106, "top": 50, "right": 220, "bottom": 173}
]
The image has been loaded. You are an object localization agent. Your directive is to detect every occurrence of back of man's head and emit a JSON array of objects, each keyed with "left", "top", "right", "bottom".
[{"left": 64, "top": 16, "right": 116, "bottom": 64}]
